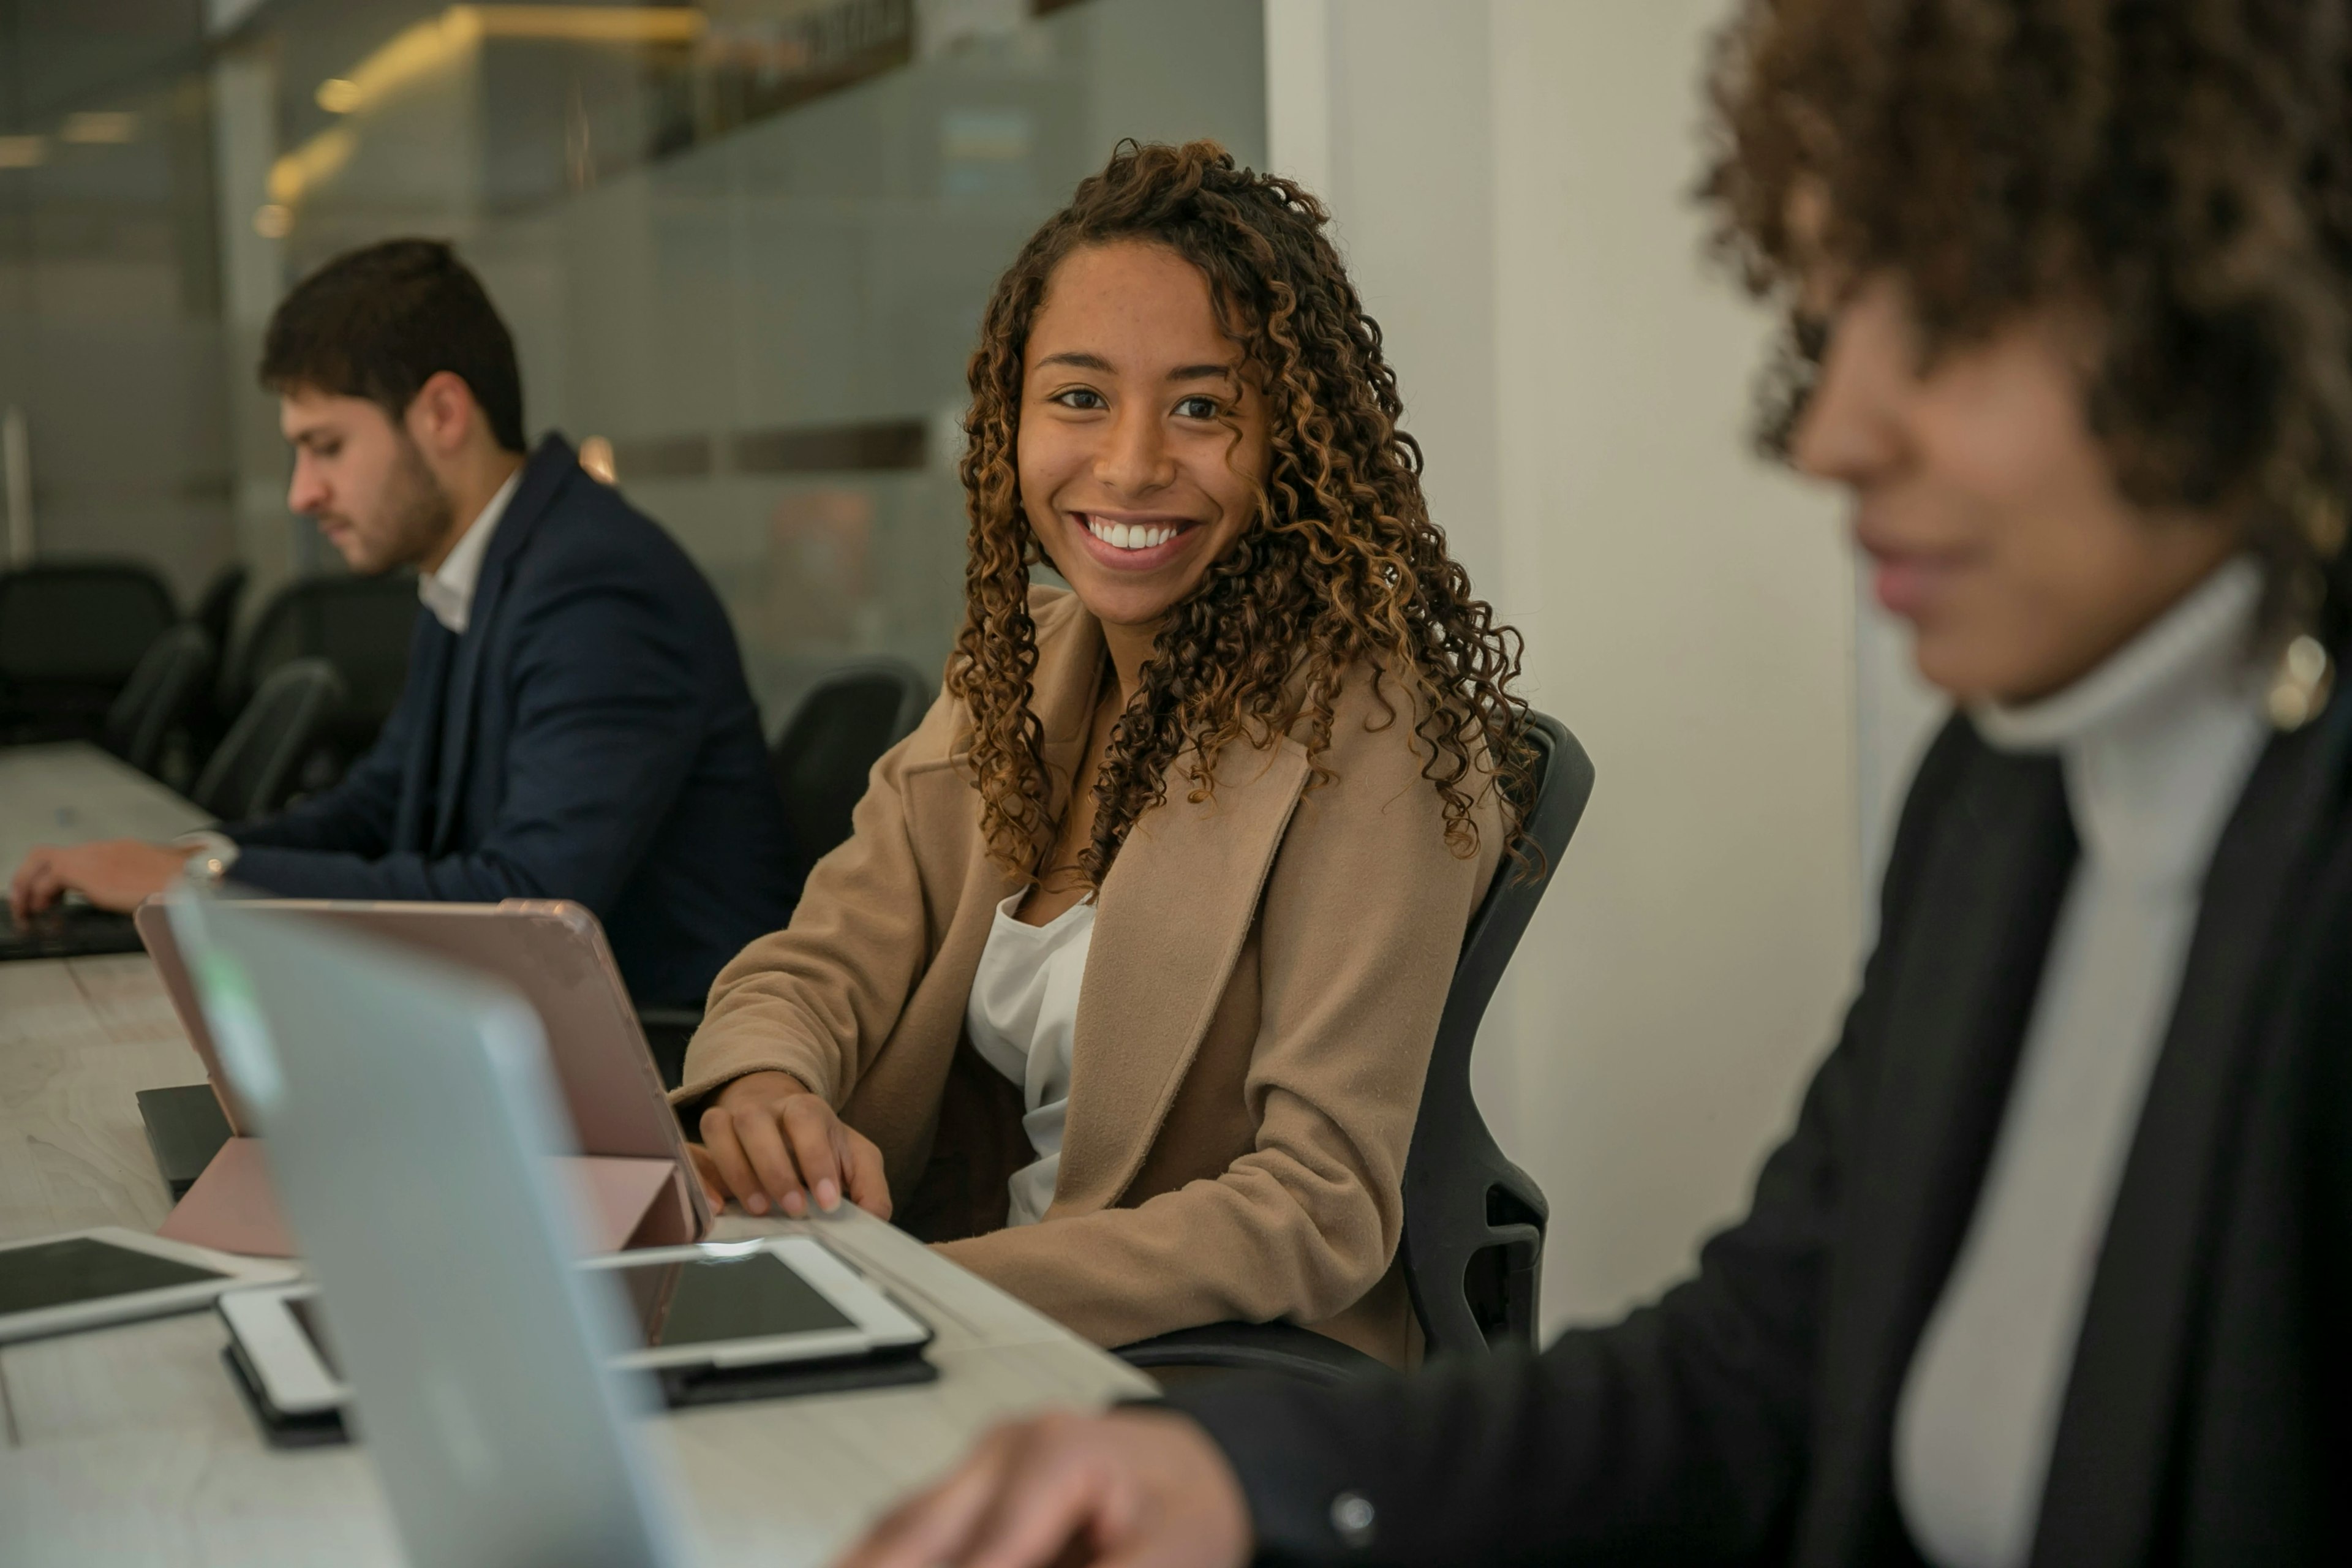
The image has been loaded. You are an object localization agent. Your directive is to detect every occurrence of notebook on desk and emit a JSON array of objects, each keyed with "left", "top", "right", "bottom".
[{"left": 136, "top": 1082, "right": 234, "bottom": 1197}]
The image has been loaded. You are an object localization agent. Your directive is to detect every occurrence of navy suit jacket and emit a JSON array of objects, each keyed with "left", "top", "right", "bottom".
[{"left": 227, "top": 435, "right": 797, "bottom": 1006}]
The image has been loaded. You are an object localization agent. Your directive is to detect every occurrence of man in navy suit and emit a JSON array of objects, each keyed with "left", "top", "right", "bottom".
[{"left": 7, "top": 240, "right": 796, "bottom": 1005}]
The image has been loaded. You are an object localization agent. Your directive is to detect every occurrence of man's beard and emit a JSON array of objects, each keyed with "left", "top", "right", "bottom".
[{"left": 367, "top": 434, "right": 456, "bottom": 574}]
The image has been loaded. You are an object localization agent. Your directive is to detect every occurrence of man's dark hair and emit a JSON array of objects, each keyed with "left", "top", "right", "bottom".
[{"left": 260, "top": 238, "right": 527, "bottom": 454}]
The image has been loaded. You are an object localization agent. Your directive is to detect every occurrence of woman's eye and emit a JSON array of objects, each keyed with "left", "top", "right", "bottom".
[
  {"left": 1052, "top": 388, "right": 1107, "bottom": 411},
  {"left": 1174, "top": 394, "right": 1221, "bottom": 420}
]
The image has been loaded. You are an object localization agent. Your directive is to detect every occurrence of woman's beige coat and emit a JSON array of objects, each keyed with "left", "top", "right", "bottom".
[{"left": 675, "top": 588, "right": 1501, "bottom": 1363}]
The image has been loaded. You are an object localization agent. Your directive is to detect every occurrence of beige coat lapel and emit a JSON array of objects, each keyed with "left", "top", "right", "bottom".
[
  {"left": 1026, "top": 595, "right": 1106, "bottom": 816},
  {"left": 927, "top": 595, "right": 1105, "bottom": 862},
  {"left": 862, "top": 598, "right": 1103, "bottom": 1183},
  {"left": 1053, "top": 736, "right": 1311, "bottom": 1213}
]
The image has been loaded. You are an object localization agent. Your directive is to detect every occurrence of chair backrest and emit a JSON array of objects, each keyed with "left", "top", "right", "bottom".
[
  {"left": 769, "top": 659, "right": 932, "bottom": 878},
  {"left": 0, "top": 561, "right": 178, "bottom": 737},
  {"left": 222, "top": 571, "right": 416, "bottom": 723},
  {"left": 213, "top": 571, "right": 417, "bottom": 791},
  {"left": 1398, "top": 710, "right": 1595, "bottom": 1357},
  {"left": 191, "top": 562, "right": 248, "bottom": 660},
  {"left": 102, "top": 624, "right": 215, "bottom": 778},
  {"left": 193, "top": 658, "right": 346, "bottom": 823}
]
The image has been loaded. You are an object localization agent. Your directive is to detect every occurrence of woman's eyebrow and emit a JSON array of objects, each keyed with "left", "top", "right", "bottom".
[{"left": 1031, "top": 351, "right": 1237, "bottom": 382}]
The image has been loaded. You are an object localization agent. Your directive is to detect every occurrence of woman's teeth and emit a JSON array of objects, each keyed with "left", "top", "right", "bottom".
[{"left": 1085, "top": 515, "right": 1180, "bottom": 551}]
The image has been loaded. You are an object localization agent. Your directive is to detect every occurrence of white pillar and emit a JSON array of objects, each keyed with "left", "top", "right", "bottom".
[{"left": 1262, "top": 0, "right": 1334, "bottom": 195}]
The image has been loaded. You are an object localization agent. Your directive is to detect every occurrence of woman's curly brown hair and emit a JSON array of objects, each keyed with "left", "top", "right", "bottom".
[
  {"left": 946, "top": 139, "right": 1531, "bottom": 889},
  {"left": 1705, "top": 0, "right": 2352, "bottom": 640}
]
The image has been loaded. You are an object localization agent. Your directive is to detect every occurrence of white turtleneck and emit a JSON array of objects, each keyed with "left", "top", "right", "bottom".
[{"left": 1893, "top": 559, "right": 2271, "bottom": 1568}]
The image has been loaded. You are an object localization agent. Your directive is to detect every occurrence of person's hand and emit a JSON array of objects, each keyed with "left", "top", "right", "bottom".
[
  {"left": 8, "top": 840, "right": 192, "bottom": 922},
  {"left": 834, "top": 1408, "right": 1252, "bottom": 1568},
  {"left": 696, "top": 1069, "right": 892, "bottom": 1220}
]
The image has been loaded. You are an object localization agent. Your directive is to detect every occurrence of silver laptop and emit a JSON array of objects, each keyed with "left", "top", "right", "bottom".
[{"left": 165, "top": 889, "right": 689, "bottom": 1568}]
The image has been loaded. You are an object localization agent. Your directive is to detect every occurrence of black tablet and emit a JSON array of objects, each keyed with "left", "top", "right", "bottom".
[{"left": 220, "top": 1235, "right": 930, "bottom": 1418}]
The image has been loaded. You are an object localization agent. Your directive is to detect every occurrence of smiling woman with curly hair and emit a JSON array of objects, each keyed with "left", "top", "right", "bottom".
[
  {"left": 674, "top": 139, "right": 1529, "bottom": 1363},
  {"left": 952, "top": 141, "right": 1528, "bottom": 890}
]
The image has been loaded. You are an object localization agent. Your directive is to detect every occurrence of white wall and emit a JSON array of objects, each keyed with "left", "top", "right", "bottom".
[
  {"left": 1269, "top": 0, "right": 1875, "bottom": 1332},
  {"left": 1264, "top": 0, "right": 1503, "bottom": 594}
]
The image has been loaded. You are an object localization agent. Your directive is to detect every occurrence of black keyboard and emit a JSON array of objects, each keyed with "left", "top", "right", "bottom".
[{"left": 0, "top": 905, "right": 145, "bottom": 961}]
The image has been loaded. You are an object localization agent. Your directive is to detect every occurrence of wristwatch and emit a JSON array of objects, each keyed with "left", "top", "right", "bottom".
[{"left": 174, "top": 831, "right": 241, "bottom": 890}]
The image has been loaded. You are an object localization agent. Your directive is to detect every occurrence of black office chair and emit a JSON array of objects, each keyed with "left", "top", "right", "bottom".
[
  {"left": 190, "top": 563, "right": 247, "bottom": 666},
  {"left": 211, "top": 572, "right": 416, "bottom": 786},
  {"left": 0, "top": 560, "right": 178, "bottom": 744},
  {"left": 637, "top": 660, "right": 933, "bottom": 1090},
  {"left": 191, "top": 658, "right": 345, "bottom": 823},
  {"left": 1116, "top": 710, "right": 1596, "bottom": 1385},
  {"left": 101, "top": 624, "right": 214, "bottom": 780},
  {"left": 183, "top": 563, "right": 249, "bottom": 766},
  {"left": 772, "top": 658, "right": 933, "bottom": 881}
]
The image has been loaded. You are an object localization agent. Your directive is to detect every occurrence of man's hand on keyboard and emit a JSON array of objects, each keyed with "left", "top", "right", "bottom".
[{"left": 7, "top": 840, "right": 195, "bottom": 922}]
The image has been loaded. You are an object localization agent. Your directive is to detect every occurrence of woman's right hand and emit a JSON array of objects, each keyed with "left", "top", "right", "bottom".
[
  {"left": 833, "top": 1409, "right": 1252, "bottom": 1568},
  {"left": 695, "top": 1070, "right": 893, "bottom": 1221}
]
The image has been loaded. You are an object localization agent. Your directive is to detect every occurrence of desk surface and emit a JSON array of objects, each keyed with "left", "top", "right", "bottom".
[
  {"left": 0, "top": 953, "right": 1155, "bottom": 1566},
  {"left": 0, "top": 741, "right": 212, "bottom": 878}
]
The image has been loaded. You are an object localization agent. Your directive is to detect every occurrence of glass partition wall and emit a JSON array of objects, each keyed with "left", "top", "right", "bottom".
[{"left": 1, "top": 0, "right": 1266, "bottom": 729}]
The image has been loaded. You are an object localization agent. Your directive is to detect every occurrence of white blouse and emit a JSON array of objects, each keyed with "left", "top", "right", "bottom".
[{"left": 963, "top": 891, "right": 1096, "bottom": 1227}]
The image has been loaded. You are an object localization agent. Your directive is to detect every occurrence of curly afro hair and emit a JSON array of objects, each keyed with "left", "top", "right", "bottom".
[
  {"left": 1705, "top": 0, "right": 2352, "bottom": 640},
  {"left": 948, "top": 139, "right": 1531, "bottom": 890}
]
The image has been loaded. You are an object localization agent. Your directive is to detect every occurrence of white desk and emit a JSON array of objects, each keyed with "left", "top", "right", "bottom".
[
  {"left": 0, "top": 740, "right": 212, "bottom": 878},
  {"left": 0, "top": 953, "right": 1156, "bottom": 1566}
]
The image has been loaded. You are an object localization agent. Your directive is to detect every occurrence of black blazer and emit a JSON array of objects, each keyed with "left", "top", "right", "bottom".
[
  {"left": 227, "top": 435, "right": 798, "bottom": 1006},
  {"left": 1172, "top": 687, "right": 2352, "bottom": 1565}
]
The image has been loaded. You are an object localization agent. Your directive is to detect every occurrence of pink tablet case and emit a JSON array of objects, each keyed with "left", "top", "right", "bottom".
[
  {"left": 136, "top": 899, "right": 711, "bottom": 1259},
  {"left": 159, "top": 1137, "right": 690, "bottom": 1258}
]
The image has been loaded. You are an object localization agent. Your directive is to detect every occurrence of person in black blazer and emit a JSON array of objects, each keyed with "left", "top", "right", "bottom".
[
  {"left": 9, "top": 241, "right": 796, "bottom": 1006},
  {"left": 831, "top": 3, "right": 2352, "bottom": 1566}
]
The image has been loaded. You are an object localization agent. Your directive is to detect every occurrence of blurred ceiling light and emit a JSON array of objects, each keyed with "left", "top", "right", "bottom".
[
  {"left": 59, "top": 111, "right": 139, "bottom": 144},
  {"left": 253, "top": 203, "right": 293, "bottom": 239},
  {"left": 315, "top": 7, "right": 704, "bottom": 120},
  {"left": 268, "top": 126, "right": 355, "bottom": 206},
  {"left": 468, "top": 6, "right": 706, "bottom": 43},
  {"left": 311, "top": 9, "right": 486, "bottom": 122},
  {"left": 0, "top": 135, "right": 46, "bottom": 169},
  {"left": 578, "top": 436, "right": 618, "bottom": 486}
]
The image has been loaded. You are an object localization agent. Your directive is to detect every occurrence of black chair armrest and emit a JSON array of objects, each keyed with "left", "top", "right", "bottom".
[
  {"left": 635, "top": 1005, "right": 704, "bottom": 1092},
  {"left": 1114, "top": 1321, "right": 1382, "bottom": 1387}
]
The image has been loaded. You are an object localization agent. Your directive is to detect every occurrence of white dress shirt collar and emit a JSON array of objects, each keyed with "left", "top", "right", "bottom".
[{"left": 417, "top": 466, "right": 522, "bottom": 635}]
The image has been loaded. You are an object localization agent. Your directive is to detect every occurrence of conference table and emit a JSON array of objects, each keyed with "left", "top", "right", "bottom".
[
  {"left": 0, "top": 741, "right": 214, "bottom": 886},
  {"left": 0, "top": 742, "right": 1156, "bottom": 1566}
]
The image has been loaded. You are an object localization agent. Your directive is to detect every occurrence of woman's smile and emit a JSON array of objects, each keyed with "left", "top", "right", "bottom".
[{"left": 1068, "top": 509, "right": 1205, "bottom": 571}]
